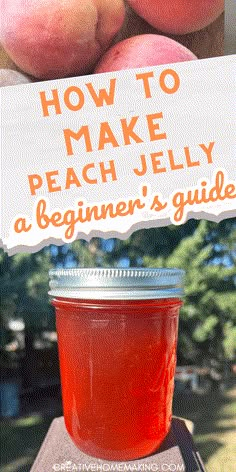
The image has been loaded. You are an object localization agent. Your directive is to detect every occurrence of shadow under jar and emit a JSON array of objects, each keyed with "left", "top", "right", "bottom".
[{"left": 49, "top": 268, "right": 184, "bottom": 461}]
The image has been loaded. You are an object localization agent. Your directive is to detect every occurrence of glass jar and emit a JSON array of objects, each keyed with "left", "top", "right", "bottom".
[{"left": 49, "top": 268, "right": 184, "bottom": 461}]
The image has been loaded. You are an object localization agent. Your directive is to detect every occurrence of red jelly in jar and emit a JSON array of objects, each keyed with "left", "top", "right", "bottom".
[{"left": 49, "top": 268, "right": 184, "bottom": 460}]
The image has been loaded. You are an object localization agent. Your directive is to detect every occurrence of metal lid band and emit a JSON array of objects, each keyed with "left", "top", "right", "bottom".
[{"left": 49, "top": 268, "right": 184, "bottom": 300}]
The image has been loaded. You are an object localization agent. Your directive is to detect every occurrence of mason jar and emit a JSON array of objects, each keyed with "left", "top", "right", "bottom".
[{"left": 49, "top": 267, "right": 184, "bottom": 460}]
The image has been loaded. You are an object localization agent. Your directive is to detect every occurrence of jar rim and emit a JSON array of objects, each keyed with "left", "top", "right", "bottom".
[{"left": 48, "top": 267, "right": 184, "bottom": 300}]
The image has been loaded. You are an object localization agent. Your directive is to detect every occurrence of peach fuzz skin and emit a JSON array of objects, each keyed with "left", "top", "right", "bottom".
[
  {"left": 0, "top": 0, "right": 125, "bottom": 79},
  {"left": 95, "top": 34, "right": 197, "bottom": 74},
  {"left": 127, "top": 0, "right": 224, "bottom": 35}
]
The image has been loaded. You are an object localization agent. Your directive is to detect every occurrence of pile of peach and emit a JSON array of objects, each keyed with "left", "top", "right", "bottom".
[{"left": 0, "top": 0, "right": 224, "bottom": 84}]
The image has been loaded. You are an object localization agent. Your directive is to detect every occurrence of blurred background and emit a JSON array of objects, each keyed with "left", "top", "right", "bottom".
[{"left": 0, "top": 218, "right": 235, "bottom": 471}]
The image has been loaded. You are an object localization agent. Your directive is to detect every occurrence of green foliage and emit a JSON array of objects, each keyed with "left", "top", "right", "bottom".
[
  {"left": 0, "top": 248, "right": 53, "bottom": 330},
  {"left": 71, "top": 239, "right": 103, "bottom": 267},
  {"left": 223, "top": 323, "right": 236, "bottom": 359},
  {"left": 193, "top": 315, "right": 219, "bottom": 342},
  {"left": 1, "top": 218, "right": 235, "bottom": 365},
  {"left": 104, "top": 220, "right": 199, "bottom": 266},
  {"left": 143, "top": 219, "right": 236, "bottom": 362}
]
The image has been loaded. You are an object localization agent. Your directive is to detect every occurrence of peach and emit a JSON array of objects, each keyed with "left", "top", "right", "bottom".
[
  {"left": 127, "top": 0, "right": 224, "bottom": 35},
  {"left": 0, "top": 0, "right": 125, "bottom": 79},
  {"left": 95, "top": 34, "right": 197, "bottom": 73},
  {"left": 0, "top": 69, "right": 31, "bottom": 86}
]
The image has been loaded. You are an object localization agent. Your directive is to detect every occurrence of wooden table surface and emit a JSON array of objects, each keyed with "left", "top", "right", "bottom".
[{"left": 31, "top": 416, "right": 206, "bottom": 472}]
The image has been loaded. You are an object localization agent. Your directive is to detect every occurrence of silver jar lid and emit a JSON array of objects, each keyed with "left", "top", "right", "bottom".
[{"left": 48, "top": 267, "right": 184, "bottom": 300}]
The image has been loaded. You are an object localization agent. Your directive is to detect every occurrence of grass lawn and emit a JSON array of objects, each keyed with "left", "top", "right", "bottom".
[
  {"left": 173, "top": 385, "right": 236, "bottom": 472},
  {"left": 0, "top": 386, "right": 235, "bottom": 472},
  {"left": 0, "top": 414, "right": 54, "bottom": 472}
]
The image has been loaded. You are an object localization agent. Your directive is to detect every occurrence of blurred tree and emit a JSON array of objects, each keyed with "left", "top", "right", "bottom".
[
  {"left": 72, "top": 239, "right": 105, "bottom": 267},
  {"left": 0, "top": 248, "right": 54, "bottom": 386},
  {"left": 142, "top": 219, "right": 236, "bottom": 365},
  {"left": 104, "top": 220, "right": 199, "bottom": 267},
  {"left": 0, "top": 238, "right": 104, "bottom": 336},
  {"left": 0, "top": 248, "right": 53, "bottom": 332}
]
